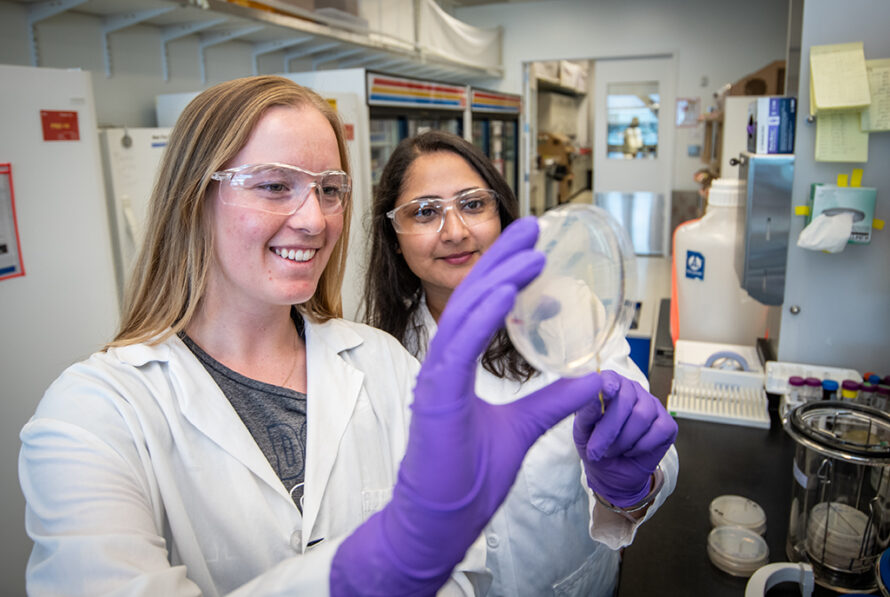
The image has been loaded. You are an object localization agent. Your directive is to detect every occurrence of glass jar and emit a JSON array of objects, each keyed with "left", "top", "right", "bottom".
[{"left": 785, "top": 402, "right": 890, "bottom": 592}]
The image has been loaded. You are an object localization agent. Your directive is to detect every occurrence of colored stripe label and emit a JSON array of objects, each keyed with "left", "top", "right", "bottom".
[
  {"left": 367, "top": 73, "right": 467, "bottom": 110},
  {"left": 471, "top": 89, "right": 521, "bottom": 113}
]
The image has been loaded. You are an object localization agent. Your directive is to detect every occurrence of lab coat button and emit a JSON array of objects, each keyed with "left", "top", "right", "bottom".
[
  {"left": 290, "top": 530, "right": 302, "bottom": 551},
  {"left": 486, "top": 534, "right": 499, "bottom": 549}
]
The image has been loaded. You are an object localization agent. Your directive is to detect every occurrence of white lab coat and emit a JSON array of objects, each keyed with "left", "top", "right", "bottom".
[
  {"left": 19, "top": 317, "right": 486, "bottom": 596},
  {"left": 405, "top": 301, "right": 679, "bottom": 597}
]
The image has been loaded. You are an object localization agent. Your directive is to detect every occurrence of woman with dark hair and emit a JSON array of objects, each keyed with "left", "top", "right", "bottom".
[
  {"left": 19, "top": 77, "right": 616, "bottom": 596},
  {"left": 364, "top": 130, "right": 679, "bottom": 597}
]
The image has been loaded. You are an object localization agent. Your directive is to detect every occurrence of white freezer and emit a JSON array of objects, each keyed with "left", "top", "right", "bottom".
[
  {"left": 99, "top": 127, "right": 171, "bottom": 303},
  {"left": 0, "top": 64, "right": 119, "bottom": 595}
]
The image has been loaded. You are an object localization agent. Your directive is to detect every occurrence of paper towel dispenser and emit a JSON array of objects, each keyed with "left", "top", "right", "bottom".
[{"left": 733, "top": 152, "right": 795, "bottom": 305}]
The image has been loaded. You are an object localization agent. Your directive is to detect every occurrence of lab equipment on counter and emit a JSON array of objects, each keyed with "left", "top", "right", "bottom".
[
  {"left": 710, "top": 494, "right": 767, "bottom": 535},
  {"left": 821, "top": 379, "right": 839, "bottom": 401},
  {"left": 707, "top": 525, "right": 770, "bottom": 577},
  {"left": 667, "top": 339, "right": 769, "bottom": 428},
  {"left": 784, "top": 401, "right": 890, "bottom": 593},
  {"left": 745, "top": 562, "right": 814, "bottom": 597},
  {"left": 765, "top": 361, "right": 861, "bottom": 419},
  {"left": 842, "top": 380, "right": 861, "bottom": 401},
  {"left": 877, "top": 547, "right": 890, "bottom": 596},
  {"left": 506, "top": 204, "right": 637, "bottom": 377},
  {"left": 674, "top": 179, "right": 772, "bottom": 346}
]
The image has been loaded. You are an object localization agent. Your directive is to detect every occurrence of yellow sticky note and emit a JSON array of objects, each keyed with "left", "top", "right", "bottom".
[
  {"left": 810, "top": 42, "right": 871, "bottom": 113},
  {"left": 861, "top": 58, "right": 890, "bottom": 131},
  {"left": 874, "top": 219, "right": 886, "bottom": 230},
  {"left": 851, "top": 168, "right": 864, "bottom": 187},
  {"left": 795, "top": 205, "right": 811, "bottom": 216},
  {"left": 837, "top": 174, "right": 849, "bottom": 187},
  {"left": 815, "top": 111, "right": 869, "bottom": 162}
]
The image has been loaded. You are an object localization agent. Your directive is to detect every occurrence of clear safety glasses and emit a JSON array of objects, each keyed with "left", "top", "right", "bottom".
[
  {"left": 387, "top": 188, "right": 500, "bottom": 235},
  {"left": 210, "top": 162, "right": 351, "bottom": 216}
]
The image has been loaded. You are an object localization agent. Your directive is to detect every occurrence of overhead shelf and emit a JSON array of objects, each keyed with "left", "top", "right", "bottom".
[
  {"left": 20, "top": 0, "right": 503, "bottom": 83},
  {"left": 537, "top": 76, "right": 586, "bottom": 97}
]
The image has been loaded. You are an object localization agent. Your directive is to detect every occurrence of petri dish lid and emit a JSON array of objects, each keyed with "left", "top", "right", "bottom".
[
  {"left": 709, "top": 495, "right": 767, "bottom": 535},
  {"left": 707, "top": 526, "right": 769, "bottom": 577},
  {"left": 506, "top": 204, "right": 637, "bottom": 378}
]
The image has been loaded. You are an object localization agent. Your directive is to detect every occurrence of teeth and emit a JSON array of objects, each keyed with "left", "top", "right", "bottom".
[{"left": 274, "top": 248, "right": 316, "bottom": 262}]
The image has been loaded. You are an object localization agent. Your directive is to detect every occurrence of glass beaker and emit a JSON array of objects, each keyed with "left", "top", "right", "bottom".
[{"left": 784, "top": 401, "right": 890, "bottom": 592}]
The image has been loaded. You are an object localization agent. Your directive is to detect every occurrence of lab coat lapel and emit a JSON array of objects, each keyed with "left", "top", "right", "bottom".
[
  {"left": 301, "top": 319, "right": 364, "bottom": 544},
  {"left": 166, "top": 336, "right": 293, "bottom": 501}
]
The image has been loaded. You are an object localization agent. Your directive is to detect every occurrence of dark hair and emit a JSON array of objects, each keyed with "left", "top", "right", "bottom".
[{"left": 362, "top": 130, "right": 535, "bottom": 382}]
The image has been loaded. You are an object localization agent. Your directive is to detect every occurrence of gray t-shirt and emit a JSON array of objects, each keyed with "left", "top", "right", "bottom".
[{"left": 180, "top": 332, "right": 307, "bottom": 511}]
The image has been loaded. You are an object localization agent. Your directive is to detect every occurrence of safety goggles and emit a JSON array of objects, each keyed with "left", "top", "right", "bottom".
[
  {"left": 210, "top": 162, "right": 351, "bottom": 216},
  {"left": 386, "top": 188, "right": 500, "bottom": 235}
]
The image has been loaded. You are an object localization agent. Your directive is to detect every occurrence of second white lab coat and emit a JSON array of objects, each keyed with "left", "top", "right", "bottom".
[
  {"left": 404, "top": 300, "right": 679, "bottom": 597},
  {"left": 19, "top": 317, "right": 485, "bottom": 596}
]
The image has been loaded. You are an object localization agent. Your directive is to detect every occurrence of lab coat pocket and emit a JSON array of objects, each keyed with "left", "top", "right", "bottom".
[
  {"left": 361, "top": 487, "right": 393, "bottom": 521},
  {"left": 553, "top": 548, "right": 619, "bottom": 597},
  {"left": 523, "top": 419, "right": 584, "bottom": 514}
]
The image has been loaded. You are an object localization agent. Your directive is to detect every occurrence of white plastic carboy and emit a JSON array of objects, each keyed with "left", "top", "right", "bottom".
[{"left": 673, "top": 178, "right": 769, "bottom": 346}]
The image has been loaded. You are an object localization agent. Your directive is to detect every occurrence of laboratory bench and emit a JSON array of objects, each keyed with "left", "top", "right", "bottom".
[{"left": 617, "top": 301, "right": 879, "bottom": 596}]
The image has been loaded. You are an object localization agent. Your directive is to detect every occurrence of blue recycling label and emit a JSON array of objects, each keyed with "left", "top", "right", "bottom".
[{"left": 685, "top": 250, "right": 704, "bottom": 280}]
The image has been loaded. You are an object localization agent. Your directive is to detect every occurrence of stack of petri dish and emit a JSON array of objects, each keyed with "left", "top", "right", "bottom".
[
  {"left": 709, "top": 495, "right": 767, "bottom": 535},
  {"left": 707, "top": 526, "right": 770, "bottom": 577},
  {"left": 707, "top": 495, "right": 769, "bottom": 576},
  {"left": 806, "top": 502, "right": 873, "bottom": 573}
]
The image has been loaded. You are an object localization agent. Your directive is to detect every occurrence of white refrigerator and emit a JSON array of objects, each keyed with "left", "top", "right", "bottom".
[
  {"left": 99, "top": 127, "right": 171, "bottom": 303},
  {"left": 0, "top": 64, "right": 120, "bottom": 595}
]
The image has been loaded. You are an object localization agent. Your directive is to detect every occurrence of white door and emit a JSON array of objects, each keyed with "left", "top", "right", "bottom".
[{"left": 593, "top": 55, "right": 675, "bottom": 256}]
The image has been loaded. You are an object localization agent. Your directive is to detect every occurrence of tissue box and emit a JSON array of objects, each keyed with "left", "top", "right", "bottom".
[
  {"left": 747, "top": 97, "right": 796, "bottom": 154},
  {"left": 809, "top": 183, "right": 877, "bottom": 244}
]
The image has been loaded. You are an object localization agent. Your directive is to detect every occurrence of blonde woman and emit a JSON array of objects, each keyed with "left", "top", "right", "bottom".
[{"left": 19, "top": 76, "right": 612, "bottom": 596}]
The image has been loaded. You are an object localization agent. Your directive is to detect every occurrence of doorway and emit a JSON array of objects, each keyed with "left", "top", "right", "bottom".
[{"left": 522, "top": 54, "right": 675, "bottom": 257}]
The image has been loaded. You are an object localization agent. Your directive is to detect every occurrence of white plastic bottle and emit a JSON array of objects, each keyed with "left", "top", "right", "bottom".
[{"left": 674, "top": 178, "right": 770, "bottom": 346}]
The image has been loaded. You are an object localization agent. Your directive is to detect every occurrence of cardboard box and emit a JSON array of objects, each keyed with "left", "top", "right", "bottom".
[
  {"left": 533, "top": 61, "right": 560, "bottom": 84},
  {"left": 314, "top": 0, "right": 358, "bottom": 16},
  {"left": 559, "top": 60, "right": 588, "bottom": 93},
  {"left": 747, "top": 96, "right": 796, "bottom": 154},
  {"left": 276, "top": 0, "right": 315, "bottom": 12}
]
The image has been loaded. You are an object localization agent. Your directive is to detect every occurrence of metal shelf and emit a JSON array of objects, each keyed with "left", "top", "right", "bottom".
[{"left": 19, "top": 0, "right": 503, "bottom": 83}]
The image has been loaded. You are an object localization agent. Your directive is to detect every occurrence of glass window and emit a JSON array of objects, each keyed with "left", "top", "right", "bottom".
[{"left": 606, "top": 82, "right": 659, "bottom": 159}]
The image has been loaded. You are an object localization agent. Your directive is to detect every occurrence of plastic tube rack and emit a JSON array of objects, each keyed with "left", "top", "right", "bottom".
[{"left": 667, "top": 378, "right": 770, "bottom": 428}]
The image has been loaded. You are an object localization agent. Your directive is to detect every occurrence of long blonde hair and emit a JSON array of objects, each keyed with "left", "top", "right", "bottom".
[{"left": 108, "top": 76, "right": 351, "bottom": 348}]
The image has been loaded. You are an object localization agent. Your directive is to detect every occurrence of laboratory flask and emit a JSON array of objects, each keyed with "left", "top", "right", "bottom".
[
  {"left": 673, "top": 178, "right": 770, "bottom": 345},
  {"left": 784, "top": 401, "right": 890, "bottom": 592}
]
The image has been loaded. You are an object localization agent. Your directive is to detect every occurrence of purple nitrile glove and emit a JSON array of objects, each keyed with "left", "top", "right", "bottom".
[
  {"left": 331, "top": 217, "right": 606, "bottom": 596},
  {"left": 573, "top": 370, "right": 678, "bottom": 508}
]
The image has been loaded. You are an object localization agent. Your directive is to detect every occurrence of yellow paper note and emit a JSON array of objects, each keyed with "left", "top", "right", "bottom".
[
  {"left": 815, "top": 111, "right": 869, "bottom": 162},
  {"left": 810, "top": 42, "right": 871, "bottom": 114},
  {"left": 861, "top": 58, "right": 890, "bottom": 131}
]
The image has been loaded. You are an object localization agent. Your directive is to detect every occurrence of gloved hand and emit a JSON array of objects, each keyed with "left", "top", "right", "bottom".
[
  {"left": 331, "top": 217, "right": 607, "bottom": 596},
  {"left": 573, "top": 370, "right": 678, "bottom": 508}
]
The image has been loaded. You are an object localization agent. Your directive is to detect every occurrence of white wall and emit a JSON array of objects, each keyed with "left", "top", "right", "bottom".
[{"left": 455, "top": 0, "right": 789, "bottom": 191}]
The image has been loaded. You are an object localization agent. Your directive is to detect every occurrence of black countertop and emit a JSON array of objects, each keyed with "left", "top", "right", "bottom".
[{"left": 617, "top": 300, "right": 878, "bottom": 595}]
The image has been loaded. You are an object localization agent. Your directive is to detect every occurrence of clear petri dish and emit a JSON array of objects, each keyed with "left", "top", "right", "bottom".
[
  {"left": 709, "top": 494, "right": 767, "bottom": 535},
  {"left": 707, "top": 526, "right": 769, "bottom": 577},
  {"left": 806, "top": 502, "right": 872, "bottom": 572},
  {"left": 506, "top": 204, "right": 637, "bottom": 377}
]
